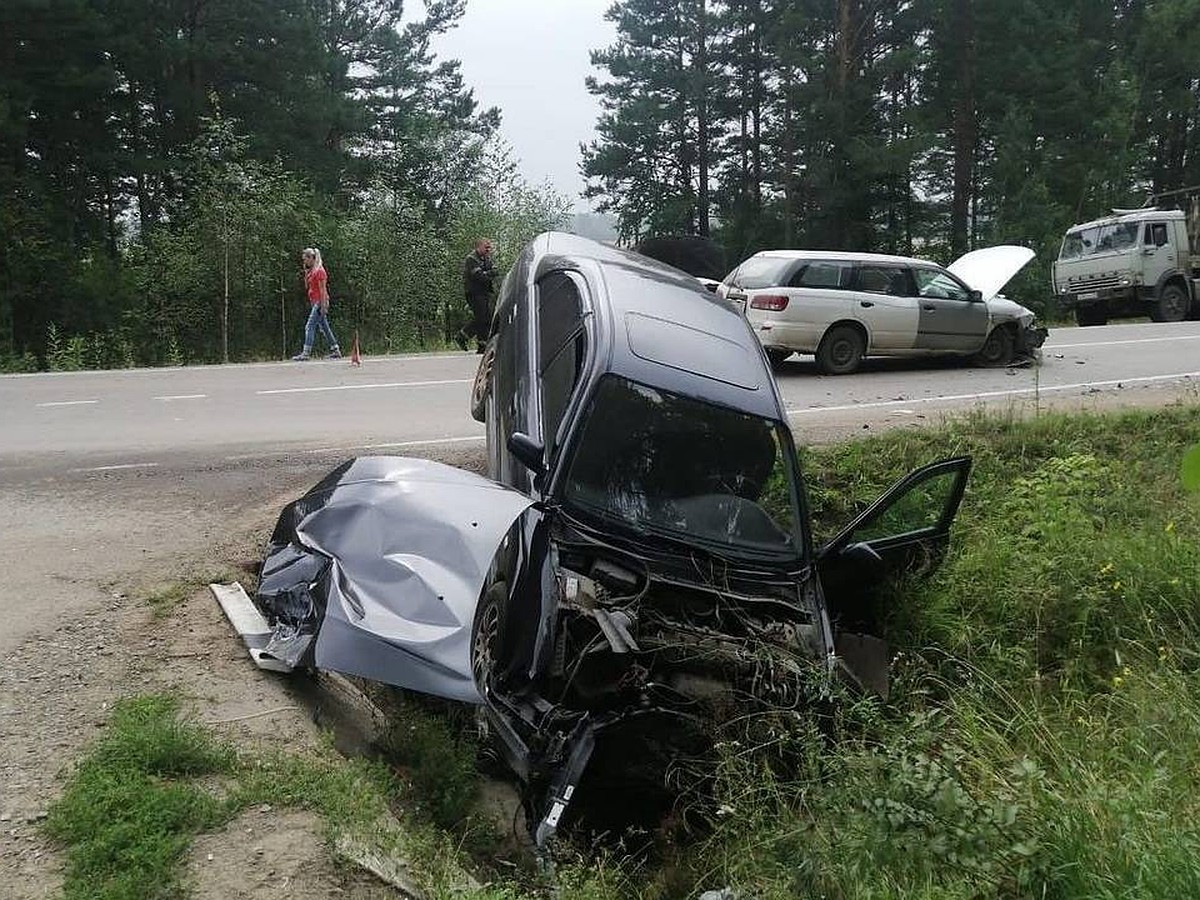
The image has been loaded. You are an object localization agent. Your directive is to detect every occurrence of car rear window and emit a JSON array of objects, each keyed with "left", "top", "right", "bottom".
[
  {"left": 728, "top": 257, "right": 798, "bottom": 289},
  {"left": 790, "top": 261, "right": 852, "bottom": 289}
]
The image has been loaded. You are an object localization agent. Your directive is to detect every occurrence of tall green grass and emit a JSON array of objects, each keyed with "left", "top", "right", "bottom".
[{"left": 666, "top": 405, "right": 1200, "bottom": 899}]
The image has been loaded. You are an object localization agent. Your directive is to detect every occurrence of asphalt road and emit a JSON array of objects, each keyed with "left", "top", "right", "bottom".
[
  {"left": 2, "top": 319, "right": 1199, "bottom": 657},
  {"left": 3, "top": 320, "right": 1199, "bottom": 479}
]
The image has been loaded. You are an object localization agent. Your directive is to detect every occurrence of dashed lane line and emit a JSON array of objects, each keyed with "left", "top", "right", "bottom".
[
  {"left": 788, "top": 370, "right": 1200, "bottom": 416},
  {"left": 71, "top": 462, "right": 160, "bottom": 473},
  {"left": 255, "top": 379, "right": 471, "bottom": 396}
]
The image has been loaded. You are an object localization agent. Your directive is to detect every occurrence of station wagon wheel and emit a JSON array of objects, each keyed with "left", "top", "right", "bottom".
[
  {"left": 975, "top": 326, "right": 1014, "bottom": 367},
  {"left": 816, "top": 325, "right": 865, "bottom": 375},
  {"left": 471, "top": 580, "right": 507, "bottom": 692},
  {"left": 1151, "top": 284, "right": 1189, "bottom": 323},
  {"left": 470, "top": 341, "right": 496, "bottom": 422}
]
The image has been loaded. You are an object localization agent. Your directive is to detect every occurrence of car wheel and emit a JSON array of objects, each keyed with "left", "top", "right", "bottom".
[
  {"left": 766, "top": 348, "right": 792, "bottom": 367},
  {"left": 470, "top": 580, "right": 507, "bottom": 692},
  {"left": 1151, "top": 284, "right": 1189, "bottom": 323},
  {"left": 470, "top": 341, "right": 496, "bottom": 422},
  {"left": 815, "top": 325, "right": 865, "bottom": 375},
  {"left": 975, "top": 326, "right": 1015, "bottom": 367},
  {"left": 1074, "top": 306, "right": 1107, "bottom": 327}
]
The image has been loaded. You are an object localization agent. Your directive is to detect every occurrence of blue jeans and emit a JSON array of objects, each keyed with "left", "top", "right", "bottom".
[{"left": 303, "top": 303, "right": 339, "bottom": 352}]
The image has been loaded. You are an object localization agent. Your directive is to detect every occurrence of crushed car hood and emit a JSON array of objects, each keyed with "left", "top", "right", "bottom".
[
  {"left": 985, "top": 294, "right": 1036, "bottom": 321},
  {"left": 254, "top": 456, "right": 532, "bottom": 703},
  {"left": 947, "top": 245, "right": 1035, "bottom": 303}
]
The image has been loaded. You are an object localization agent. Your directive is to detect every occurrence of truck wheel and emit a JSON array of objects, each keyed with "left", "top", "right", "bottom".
[
  {"left": 816, "top": 325, "right": 865, "bottom": 375},
  {"left": 1151, "top": 284, "right": 1189, "bottom": 323},
  {"left": 975, "top": 326, "right": 1015, "bottom": 367},
  {"left": 766, "top": 348, "right": 792, "bottom": 367},
  {"left": 1074, "top": 306, "right": 1107, "bottom": 327}
]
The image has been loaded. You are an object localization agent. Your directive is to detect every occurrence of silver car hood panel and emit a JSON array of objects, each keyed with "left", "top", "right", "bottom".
[
  {"left": 947, "top": 245, "right": 1036, "bottom": 303},
  {"left": 258, "top": 456, "right": 532, "bottom": 703}
]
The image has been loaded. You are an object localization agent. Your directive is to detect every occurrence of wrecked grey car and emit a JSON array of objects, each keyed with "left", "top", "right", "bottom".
[{"left": 246, "top": 233, "right": 971, "bottom": 846}]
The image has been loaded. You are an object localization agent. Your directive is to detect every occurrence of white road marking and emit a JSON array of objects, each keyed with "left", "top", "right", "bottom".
[
  {"left": 0, "top": 351, "right": 477, "bottom": 380},
  {"left": 221, "top": 434, "right": 485, "bottom": 462},
  {"left": 1046, "top": 334, "right": 1200, "bottom": 350},
  {"left": 788, "top": 370, "right": 1200, "bottom": 415},
  {"left": 154, "top": 393, "right": 207, "bottom": 401},
  {"left": 256, "top": 378, "right": 471, "bottom": 396},
  {"left": 72, "top": 462, "right": 159, "bottom": 473},
  {"left": 36, "top": 399, "right": 99, "bottom": 407},
  {"left": 304, "top": 435, "right": 485, "bottom": 454}
]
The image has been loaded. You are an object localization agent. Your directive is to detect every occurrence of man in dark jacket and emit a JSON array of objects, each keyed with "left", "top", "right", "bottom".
[{"left": 457, "top": 238, "right": 495, "bottom": 353}]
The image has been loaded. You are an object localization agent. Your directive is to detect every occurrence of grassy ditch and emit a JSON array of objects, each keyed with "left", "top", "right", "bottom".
[
  {"left": 673, "top": 403, "right": 1200, "bottom": 899},
  {"left": 47, "top": 404, "right": 1200, "bottom": 899}
]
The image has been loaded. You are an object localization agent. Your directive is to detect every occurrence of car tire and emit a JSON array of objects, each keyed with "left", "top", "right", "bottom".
[
  {"left": 1151, "top": 284, "right": 1189, "bottom": 323},
  {"left": 470, "top": 341, "right": 496, "bottom": 422},
  {"left": 766, "top": 348, "right": 792, "bottom": 368},
  {"left": 470, "top": 580, "right": 507, "bottom": 693},
  {"left": 815, "top": 325, "right": 865, "bottom": 375},
  {"left": 975, "top": 326, "right": 1015, "bottom": 367},
  {"left": 1074, "top": 306, "right": 1107, "bottom": 327}
]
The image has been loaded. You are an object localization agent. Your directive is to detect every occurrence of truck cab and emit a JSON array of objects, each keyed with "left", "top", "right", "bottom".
[{"left": 1053, "top": 207, "right": 1199, "bottom": 326}]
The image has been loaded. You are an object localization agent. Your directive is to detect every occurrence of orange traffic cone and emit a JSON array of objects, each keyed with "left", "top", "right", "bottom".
[{"left": 350, "top": 329, "right": 361, "bottom": 366}]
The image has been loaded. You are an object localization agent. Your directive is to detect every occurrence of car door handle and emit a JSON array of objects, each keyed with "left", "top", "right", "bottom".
[
  {"left": 922, "top": 304, "right": 936, "bottom": 312},
  {"left": 859, "top": 300, "right": 874, "bottom": 308}
]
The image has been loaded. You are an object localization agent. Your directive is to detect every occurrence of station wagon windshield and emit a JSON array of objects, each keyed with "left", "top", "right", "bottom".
[{"left": 562, "top": 375, "right": 803, "bottom": 561}]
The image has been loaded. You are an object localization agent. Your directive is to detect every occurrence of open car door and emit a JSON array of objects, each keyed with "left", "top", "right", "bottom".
[{"left": 816, "top": 456, "right": 972, "bottom": 696}]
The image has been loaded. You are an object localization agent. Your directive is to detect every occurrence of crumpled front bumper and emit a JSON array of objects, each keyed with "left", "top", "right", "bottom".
[{"left": 1017, "top": 323, "right": 1049, "bottom": 358}]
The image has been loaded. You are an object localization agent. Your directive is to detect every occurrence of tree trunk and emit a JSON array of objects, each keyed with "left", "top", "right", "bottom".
[
  {"left": 695, "top": 0, "right": 710, "bottom": 237},
  {"left": 782, "top": 68, "right": 796, "bottom": 248},
  {"left": 280, "top": 266, "right": 287, "bottom": 359},
  {"left": 221, "top": 208, "right": 230, "bottom": 364},
  {"left": 949, "top": 0, "right": 976, "bottom": 256},
  {"left": 750, "top": 0, "right": 762, "bottom": 208}
]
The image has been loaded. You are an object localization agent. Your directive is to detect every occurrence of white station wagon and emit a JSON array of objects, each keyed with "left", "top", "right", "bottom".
[{"left": 720, "top": 247, "right": 1048, "bottom": 374}]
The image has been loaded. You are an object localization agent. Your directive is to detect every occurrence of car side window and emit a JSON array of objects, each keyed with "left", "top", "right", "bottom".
[
  {"left": 536, "top": 272, "right": 588, "bottom": 453},
  {"left": 1145, "top": 223, "right": 1169, "bottom": 248},
  {"left": 789, "top": 261, "right": 852, "bottom": 289},
  {"left": 913, "top": 267, "right": 971, "bottom": 302},
  {"left": 855, "top": 264, "right": 913, "bottom": 297}
]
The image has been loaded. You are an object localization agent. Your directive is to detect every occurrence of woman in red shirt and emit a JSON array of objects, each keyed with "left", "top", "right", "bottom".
[{"left": 292, "top": 247, "right": 341, "bottom": 360}]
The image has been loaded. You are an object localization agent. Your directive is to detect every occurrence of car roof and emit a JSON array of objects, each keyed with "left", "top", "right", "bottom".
[
  {"left": 746, "top": 249, "right": 941, "bottom": 268},
  {"left": 532, "top": 232, "right": 783, "bottom": 421}
]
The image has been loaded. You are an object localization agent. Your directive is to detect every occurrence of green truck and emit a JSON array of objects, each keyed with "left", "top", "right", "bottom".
[{"left": 1053, "top": 186, "right": 1200, "bottom": 326}]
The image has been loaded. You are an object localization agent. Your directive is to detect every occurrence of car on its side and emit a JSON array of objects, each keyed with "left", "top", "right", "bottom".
[
  {"left": 245, "top": 233, "right": 973, "bottom": 848},
  {"left": 719, "top": 247, "right": 1047, "bottom": 373}
]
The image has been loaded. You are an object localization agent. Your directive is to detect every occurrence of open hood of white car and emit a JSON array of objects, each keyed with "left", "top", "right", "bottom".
[{"left": 947, "top": 246, "right": 1035, "bottom": 303}]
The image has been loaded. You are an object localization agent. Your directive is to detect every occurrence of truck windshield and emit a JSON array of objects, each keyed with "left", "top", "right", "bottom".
[
  {"left": 562, "top": 375, "right": 803, "bottom": 562},
  {"left": 1060, "top": 222, "right": 1140, "bottom": 260}
]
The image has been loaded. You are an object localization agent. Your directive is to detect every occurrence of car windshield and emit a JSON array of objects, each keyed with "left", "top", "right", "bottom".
[
  {"left": 562, "top": 375, "right": 803, "bottom": 561},
  {"left": 1060, "top": 222, "right": 1140, "bottom": 259},
  {"left": 727, "top": 257, "right": 796, "bottom": 289}
]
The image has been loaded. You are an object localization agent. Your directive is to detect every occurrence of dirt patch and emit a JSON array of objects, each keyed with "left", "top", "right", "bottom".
[
  {"left": 0, "top": 449, "right": 489, "bottom": 898},
  {"left": 186, "top": 808, "right": 393, "bottom": 900}
]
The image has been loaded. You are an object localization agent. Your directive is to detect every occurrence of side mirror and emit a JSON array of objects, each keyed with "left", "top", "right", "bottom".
[
  {"left": 507, "top": 432, "right": 545, "bottom": 475},
  {"left": 968, "top": 289, "right": 983, "bottom": 303}
]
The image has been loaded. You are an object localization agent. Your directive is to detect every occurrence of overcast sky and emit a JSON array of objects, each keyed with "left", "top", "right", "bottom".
[{"left": 430, "top": 0, "right": 617, "bottom": 212}]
